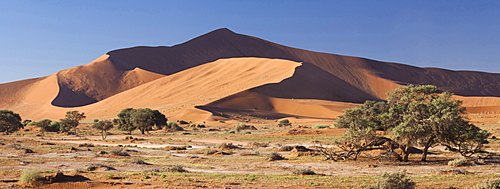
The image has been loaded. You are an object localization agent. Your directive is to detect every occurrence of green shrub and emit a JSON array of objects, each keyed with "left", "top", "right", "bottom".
[
  {"left": 368, "top": 170, "right": 415, "bottom": 189},
  {"left": 277, "top": 119, "right": 291, "bottom": 127},
  {"left": 165, "top": 121, "right": 183, "bottom": 131},
  {"left": 447, "top": 158, "right": 469, "bottom": 167},
  {"left": 236, "top": 123, "right": 246, "bottom": 132},
  {"left": 19, "top": 169, "right": 43, "bottom": 186},
  {"left": 472, "top": 179, "right": 500, "bottom": 189},
  {"left": 311, "top": 124, "right": 330, "bottom": 129}
]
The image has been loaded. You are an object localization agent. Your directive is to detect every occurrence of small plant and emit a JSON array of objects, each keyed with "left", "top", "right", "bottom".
[
  {"left": 19, "top": 169, "right": 43, "bottom": 186},
  {"left": 472, "top": 179, "right": 500, "bottom": 189},
  {"left": 163, "top": 165, "right": 187, "bottom": 172},
  {"left": 86, "top": 163, "right": 115, "bottom": 171},
  {"left": 107, "top": 174, "right": 115, "bottom": 179},
  {"left": 368, "top": 170, "right": 415, "bottom": 189},
  {"left": 129, "top": 159, "right": 150, "bottom": 165},
  {"left": 165, "top": 121, "right": 183, "bottom": 131},
  {"left": 236, "top": 123, "right": 246, "bottom": 132},
  {"left": 110, "top": 149, "right": 130, "bottom": 156},
  {"left": 266, "top": 152, "right": 285, "bottom": 161},
  {"left": 447, "top": 158, "right": 469, "bottom": 167},
  {"left": 203, "top": 148, "right": 219, "bottom": 155},
  {"left": 277, "top": 119, "right": 292, "bottom": 127},
  {"left": 216, "top": 142, "right": 238, "bottom": 149},
  {"left": 164, "top": 146, "right": 187, "bottom": 151},
  {"left": 248, "top": 142, "right": 269, "bottom": 147},
  {"left": 292, "top": 168, "right": 316, "bottom": 175},
  {"left": 311, "top": 124, "right": 330, "bottom": 129},
  {"left": 279, "top": 145, "right": 294, "bottom": 151}
]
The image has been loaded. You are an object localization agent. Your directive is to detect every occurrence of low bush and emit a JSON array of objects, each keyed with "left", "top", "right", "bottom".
[
  {"left": 472, "top": 179, "right": 500, "bottom": 189},
  {"left": 368, "top": 170, "right": 415, "bottom": 189},
  {"left": 311, "top": 124, "right": 330, "bottom": 129},
  {"left": 447, "top": 158, "right": 469, "bottom": 167},
  {"left": 129, "top": 159, "right": 150, "bottom": 165},
  {"left": 266, "top": 152, "right": 285, "bottom": 161},
  {"left": 277, "top": 119, "right": 292, "bottom": 127},
  {"left": 292, "top": 168, "right": 316, "bottom": 175},
  {"left": 86, "top": 163, "right": 115, "bottom": 171},
  {"left": 164, "top": 146, "right": 187, "bottom": 151},
  {"left": 248, "top": 142, "right": 269, "bottom": 147},
  {"left": 216, "top": 143, "right": 239, "bottom": 149},
  {"left": 203, "top": 148, "right": 218, "bottom": 155},
  {"left": 110, "top": 149, "right": 130, "bottom": 156},
  {"left": 165, "top": 121, "right": 183, "bottom": 131},
  {"left": 163, "top": 165, "right": 187, "bottom": 172},
  {"left": 19, "top": 169, "right": 43, "bottom": 186},
  {"left": 279, "top": 146, "right": 294, "bottom": 151}
]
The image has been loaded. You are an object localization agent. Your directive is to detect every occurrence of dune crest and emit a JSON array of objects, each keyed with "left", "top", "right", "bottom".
[{"left": 0, "top": 28, "right": 498, "bottom": 121}]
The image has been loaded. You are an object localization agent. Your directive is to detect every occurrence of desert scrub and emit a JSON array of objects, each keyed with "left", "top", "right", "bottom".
[
  {"left": 311, "top": 124, "right": 330, "bottom": 129},
  {"left": 448, "top": 158, "right": 469, "bottom": 167},
  {"left": 292, "top": 168, "right": 316, "bottom": 175},
  {"left": 266, "top": 152, "right": 285, "bottom": 161},
  {"left": 162, "top": 165, "right": 187, "bottom": 173},
  {"left": 164, "top": 146, "right": 187, "bottom": 151},
  {"left": 368, "top": 170, "right": 415, "bottom": 189},
  {"left": 216, "top": 142, "right": 239, "bottom": 149},
  {"left": 19, "top": 169, "right": 43, "bottom": 186},
  {"left": 165, "top": 121, "right": 183, "bottom": 131},
  {"left": 472, "top": 179, "right": 500, "bottom": 189},
  {"left": 279, "top": 145, "right": 294, "bottom": 151},
  {"left": 110, "top": 148, "right": 130, "bottom": 156},
  {"left": 247, "top": 142, "right": 269, "bottom": 147}
]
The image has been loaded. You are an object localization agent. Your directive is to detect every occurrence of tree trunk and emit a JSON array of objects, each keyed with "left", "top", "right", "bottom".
[
  {"left": 421, "top": 137, "right": 435, "bottom": 162},
  {"left": 402, "top": 144, "right": 411, "bottom": 162}
]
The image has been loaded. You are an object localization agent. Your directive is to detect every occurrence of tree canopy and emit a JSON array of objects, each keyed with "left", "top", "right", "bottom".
[
  {"left": 92, "top": 120, "right": 114, "bottom": 139},
  {"left": 0, "top": 110, "right": 23, "bottom": 134},
  {"left": 335, "top": 84, "right": 490, "bottom": 162},
  {"left": 114, "top": 108, "right": 167, "bottom": 134},
  {"left": 59, "top": 111, "right": 86, "bottom": 133}
]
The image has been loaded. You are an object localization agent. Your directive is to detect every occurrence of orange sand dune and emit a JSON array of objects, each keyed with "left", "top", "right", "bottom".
[
  {"left": 33, "top": 28, "right": 500, "bottom": 108},
  {"left": 0, "top": 28, "right": 499, "bottom": 122}
]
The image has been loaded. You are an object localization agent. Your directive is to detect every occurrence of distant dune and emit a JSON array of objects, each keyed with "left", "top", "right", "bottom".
[{"left": 0, "top": 28, "right": 498, "bottom": 121}]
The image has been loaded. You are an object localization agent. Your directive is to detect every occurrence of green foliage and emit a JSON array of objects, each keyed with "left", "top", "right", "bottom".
[
  {"left": 472, "top": 179, "right": 500, "bottom": 189},
  {"left": 35, "top": 119, "right": 52, "bottom": 136},
  {"left": 0, "top": 109, "right": 23, "bottom": 134},
  {"left": 277, "top": 119, "right": 291, "bottom": 127},
  {"left": 19, "top": 169, "right": 43, "bottom": 186},
  {"left": 114, "top": 108, "right": 168, "bottom": 134},
  {"left": 22, "top": 120, "right": 32, "bottom": 126},
  {"left": 311, "top": 124, "right": 330, "bottom": 129},
  {"left": 336, "top": 84, "right": 491, "bottom": 162},
  {"left": 165, "top": 121, "right": 183, "bottom": 131},
  {"left": 236, "top": 123, "right": 246, "bottom": 132},
  {"left": 447, "top": 158, "right": 469, "bottom": 167},
  {"left": 92, "top": 120, "right": 114, "bottom": 139},
  {"left": 59, "top": 110, "right": 86, "bottom": 133},
  {"left": 368, "top": 170, "right": 415, "bottom": 189}
]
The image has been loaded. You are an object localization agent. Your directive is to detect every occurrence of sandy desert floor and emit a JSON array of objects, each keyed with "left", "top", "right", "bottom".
[{"left": 0, "top": 115, "right": 499, "bottom": 189}]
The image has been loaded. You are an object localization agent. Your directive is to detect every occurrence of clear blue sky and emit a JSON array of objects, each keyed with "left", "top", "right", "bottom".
[{"left": 1, "top": 1, "right": 499, "bottom": 83}]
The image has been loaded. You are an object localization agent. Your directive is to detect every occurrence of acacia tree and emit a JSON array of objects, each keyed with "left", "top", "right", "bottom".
[
  {"left": 336, "top": 85, "right": 490, "bottom": 162},
  {"left": 35, "top": 119, "right": 52, "bottom": 136},
  {"left": 114, "top": 108, "right": 136, "bottom": 135},
  {"left": 131, "top": 108, "right": 156, "bottom": 134},
  {"left": 114, "top": 108, "right": 167, "bottom": 135},
  {"left": 59, "top": 111, "right": 86, "bottom": 133},
  {"left": 92, "top": 120, "right": 114, "bottom": 139},
  {"left": 0, "top": 110, "right": 23, "bottom": 134}
]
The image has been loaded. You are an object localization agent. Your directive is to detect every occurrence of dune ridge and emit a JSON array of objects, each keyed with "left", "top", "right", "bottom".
[{"left": 0, "top": 28, "right": 498, "bottom": 121}]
